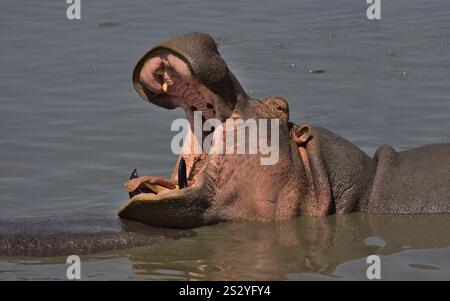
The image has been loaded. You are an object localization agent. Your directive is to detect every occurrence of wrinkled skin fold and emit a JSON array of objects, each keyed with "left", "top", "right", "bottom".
[{"left": 119, "top": 32, "right": 450, "bottom": 229}]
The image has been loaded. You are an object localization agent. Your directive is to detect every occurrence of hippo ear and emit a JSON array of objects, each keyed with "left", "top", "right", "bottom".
[
  {"left": 294, "top": 126, "right": 333, "bottom": 216},
  {"left": 293, "top": 124, "right": 311, "bottom": 144}
]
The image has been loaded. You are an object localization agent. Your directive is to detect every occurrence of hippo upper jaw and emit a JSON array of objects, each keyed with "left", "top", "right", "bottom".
[{"left": 132, "top": 32, "right": 246, "bottom": 115}]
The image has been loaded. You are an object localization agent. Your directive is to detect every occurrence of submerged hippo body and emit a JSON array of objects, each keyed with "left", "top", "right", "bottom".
[
  {"left": 119, "top": 32, "right": 450, "bottom": 228},
  {"left": 0, "top": 218, "right": 193, "bottom": 257}
]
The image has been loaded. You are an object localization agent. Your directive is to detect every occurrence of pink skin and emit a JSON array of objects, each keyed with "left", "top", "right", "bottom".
[
  {"left": 140, "top": 53, "right": 218, "bottom": 120},
  {"left": 126, "top": 54, "right": 219, "bottom": 193},
  {"left": 140, "top": 54, "right": 195, "bottom": 98}
]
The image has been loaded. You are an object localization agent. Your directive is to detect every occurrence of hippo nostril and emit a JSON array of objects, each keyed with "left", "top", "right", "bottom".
[{"left": 206, "top": 103, "right": 213, "bottom": 109}]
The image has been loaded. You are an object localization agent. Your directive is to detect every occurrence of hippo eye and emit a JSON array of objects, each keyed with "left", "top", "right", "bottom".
[{"left": 275, "top": 105, "right": 283, "bottom": 112}]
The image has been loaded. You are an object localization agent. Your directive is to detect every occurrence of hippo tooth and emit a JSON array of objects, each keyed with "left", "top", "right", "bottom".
[
  {"left": 178, "top": 157, "right": 188, "bottom": 189},
  {"left": 129, "top": 169, "right": 139, "bottom": 198},
  {"left": 162, "top": 82, "right": 168, "bottom": 93}
]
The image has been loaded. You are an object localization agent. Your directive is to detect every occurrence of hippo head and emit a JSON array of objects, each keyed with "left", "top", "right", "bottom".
[{"left": 118, "top": 33, "right": 332, "bottom": 228}]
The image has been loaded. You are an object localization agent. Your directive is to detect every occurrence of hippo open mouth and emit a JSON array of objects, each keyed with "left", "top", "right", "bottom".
[
  {"left": 133, "top": 51, "right": 234, "bottom": 188},
  {"left": 125, "top": 52, "right": 229, "bottom": 194},
  {"left": 118, "top": 33, "right": 247, "bottom": 228}
]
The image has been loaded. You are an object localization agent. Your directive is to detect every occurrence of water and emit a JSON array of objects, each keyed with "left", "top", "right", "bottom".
[{"left": 0, "top": 0, "right": 449, "bottom": 280}]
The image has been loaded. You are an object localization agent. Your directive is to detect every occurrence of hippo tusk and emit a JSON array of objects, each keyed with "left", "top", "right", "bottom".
[
  {"left": 128, "top": 169, "right": 139, "bottom": 198},
  {"left": 178, "top": 157, "right": 188, "bottom": 189}
]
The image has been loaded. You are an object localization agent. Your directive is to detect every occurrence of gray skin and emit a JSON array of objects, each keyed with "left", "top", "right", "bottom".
[
  {"left": 119, "top": 32, "right": 450, "bottom": 229},
  {"left": 0, "top": 218, "right": 193, "bottom": 257}
]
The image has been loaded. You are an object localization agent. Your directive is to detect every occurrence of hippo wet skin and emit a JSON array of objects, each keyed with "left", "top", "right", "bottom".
[{"left": 119, "top": 32, "right": 450, "bottom": 228}]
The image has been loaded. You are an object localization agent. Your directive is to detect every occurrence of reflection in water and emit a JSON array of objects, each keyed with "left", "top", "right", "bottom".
[
  {"left": 124, "top": 214, "right": 450, "bottom": 280},
  {"left": 0, "top": 214, "right": 448, "bottom": 280}
]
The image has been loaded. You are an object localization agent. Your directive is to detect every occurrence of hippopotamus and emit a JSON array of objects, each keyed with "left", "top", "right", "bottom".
[
  {"left": 2, "top": 33, "right": 448, "bottom": 258},
  {"left": 119, "top": 32, "right": 450, "bottom": 228}
]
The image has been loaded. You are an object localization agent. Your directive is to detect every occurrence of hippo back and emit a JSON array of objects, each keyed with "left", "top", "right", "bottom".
[{"left": 364, "top": 144, "right": 450, "bottom": 213}]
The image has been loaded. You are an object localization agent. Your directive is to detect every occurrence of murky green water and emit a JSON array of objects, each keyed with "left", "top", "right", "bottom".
[{"left": 0, "top": 0, "right": 449, "bottom": 280}]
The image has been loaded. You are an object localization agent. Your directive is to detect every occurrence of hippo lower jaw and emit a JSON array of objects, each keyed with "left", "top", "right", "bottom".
[{"left": 118, "top": 180, "right": 213, "bottom": 229}]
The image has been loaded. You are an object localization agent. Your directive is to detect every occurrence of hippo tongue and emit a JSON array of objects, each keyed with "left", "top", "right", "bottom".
[
  {"left": 124, "top": 155, "right": 204, "bottom": 199},
  {"left": 124, "top": 172, "right": 178, "bottom": 197}
]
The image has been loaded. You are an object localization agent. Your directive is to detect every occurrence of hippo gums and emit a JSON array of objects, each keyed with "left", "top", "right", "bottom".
[{"left": 118, "top": 32, "right": 450, "bottom": 229}]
